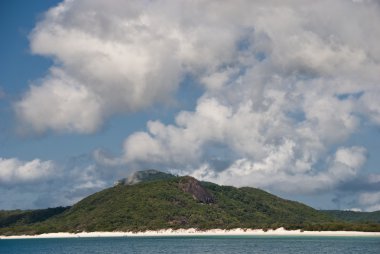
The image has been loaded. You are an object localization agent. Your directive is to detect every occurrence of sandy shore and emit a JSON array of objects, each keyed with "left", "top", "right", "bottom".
[{"left": 1, "top": 228, "right": 380, "bottom": 239}]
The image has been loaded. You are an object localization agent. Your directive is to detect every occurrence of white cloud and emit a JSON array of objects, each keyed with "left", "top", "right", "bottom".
[
  {"left": 16, "top": 69, "right": 102, "bottom": 133},
  {"left": 22, "top": 0, "right": 380, "bottom": 133},
  {"left": 0, "top": 157, "right": 56, "bottom": 184},
  {"left": 17, "top": 0, "right": 189, "bottom": 133},
  {"left": 115, "top": 0, "right": 380, "bottom": 196},
  {"left": 359, "top": 91, "right": 380, "bottom": 125},
  {"left": 358, "top": 191, "right": 380, "bottom": 211},
  {"left": 13, "top": 0, "right": 380, "bottom": 202},
  {"left": 176, "top": 146, "right": 367, "bottom": 194}
]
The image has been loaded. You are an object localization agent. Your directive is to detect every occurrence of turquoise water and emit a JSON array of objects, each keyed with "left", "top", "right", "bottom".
[{"left": 1, "top": 236, "right": 379, "bottom": 253}]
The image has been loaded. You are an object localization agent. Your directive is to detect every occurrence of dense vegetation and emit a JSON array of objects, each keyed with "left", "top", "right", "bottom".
[
  {"left": 322, "top": 210, "right": 380, "bottom": 223},
  {"left": 0, "top": 207, "right": 69, "bottom": 229},
  {"left": 1, "top": 172, "right": 379, "bottom": 235}
]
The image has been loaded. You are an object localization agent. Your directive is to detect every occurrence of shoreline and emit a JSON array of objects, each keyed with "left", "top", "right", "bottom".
[{"left": 2, "top": 228, "right": 380, "bottom": 239}]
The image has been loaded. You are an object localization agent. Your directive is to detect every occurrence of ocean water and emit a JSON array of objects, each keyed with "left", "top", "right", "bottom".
[{"left": 1, "top": 236, "right": 379, "bottom": 254}]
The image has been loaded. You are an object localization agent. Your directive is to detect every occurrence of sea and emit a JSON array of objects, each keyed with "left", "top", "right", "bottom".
[{"left": 1, "top": 236, "right": 379, "bottom": 254}]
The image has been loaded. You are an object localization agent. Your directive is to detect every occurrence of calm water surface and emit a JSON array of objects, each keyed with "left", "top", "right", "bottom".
[{"left": 1, "top": 236, "right": 379, "bottom": 254}]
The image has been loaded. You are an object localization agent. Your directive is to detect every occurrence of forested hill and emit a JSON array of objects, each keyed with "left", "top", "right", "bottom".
[
  {"left": 1, "top": 170, "right": 379, "bottom": 235},
  {"left": 322, "top": 210, "right": 380, "bottom": 224}
]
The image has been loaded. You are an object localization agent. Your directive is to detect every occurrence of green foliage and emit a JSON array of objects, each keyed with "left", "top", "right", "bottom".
[
  {"left": 0, "top": 207, "right": 69, "bottom": 228},
  {"left": 322, "top": 210, "right": 380, "bottom": 224},
  {"left": 1, "top": 175, "right": 379, "bottom": 235}
]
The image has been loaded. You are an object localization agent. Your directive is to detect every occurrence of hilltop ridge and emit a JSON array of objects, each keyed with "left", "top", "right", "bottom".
[{"left": 116, "top": 169, "right": 176, "bottom": 185}]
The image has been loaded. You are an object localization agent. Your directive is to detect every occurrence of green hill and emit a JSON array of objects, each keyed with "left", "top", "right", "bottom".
[
  {"left": 1, "top": 170, "right": 379, "bottom": 235},
  {"left": 322, "top": 210, "right": 380, "bottom": 223},
  {"left": 0, "top": 207, "right": 69, "bottom": 228}
]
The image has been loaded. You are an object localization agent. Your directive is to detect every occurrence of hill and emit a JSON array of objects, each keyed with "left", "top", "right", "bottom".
[
  {"left": 322, "top": 210, "right": 380, "bottom": 223},
  {"left": 0, "top": 207, "right": 69, "bottom": 228},
  {"left": 1, "top": 170, "right": 379, "bottom": 235}
]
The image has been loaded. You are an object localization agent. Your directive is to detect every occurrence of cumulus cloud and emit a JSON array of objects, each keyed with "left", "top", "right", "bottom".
[
  {"left": 0, "top": 157, "right": 56, "bottom": 184},
  {"left": 116, "top": 0, "right": 380, "bottom": 196},
  {"left": 22, "top": 0, "right": 380, "bottom": 134},
  {"left": 16, "top": 0, "right": 194, "bottom": 133},
  {"left": 16, "top": 69, "right": 103, "bottom": 133},
  {"left": 14, "top": 0, "right": 380, "bottom": 207},
  {"left": 169, "top": 146, "right": 367, "bottom": 194}
]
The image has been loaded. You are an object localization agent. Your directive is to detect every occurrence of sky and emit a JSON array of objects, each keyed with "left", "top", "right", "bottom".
[{"left": 1, "top": 0, "right": 380, "bottom": 211}]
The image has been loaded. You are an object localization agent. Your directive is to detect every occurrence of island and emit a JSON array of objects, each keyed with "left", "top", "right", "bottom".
[{"left": 1, "top": 170, "right": 380, "bottom": 238}]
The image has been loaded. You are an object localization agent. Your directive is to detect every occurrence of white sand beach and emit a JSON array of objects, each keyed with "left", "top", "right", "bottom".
[{"left": 1, "top": 228, "right": 380, "bottom": 239}]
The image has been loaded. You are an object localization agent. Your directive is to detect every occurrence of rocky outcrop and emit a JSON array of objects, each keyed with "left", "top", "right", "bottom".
[
  {"left": 179, "top": 176, "right": 215, "bottom": 204},
  {"left": 116, "top": 170, "right": 215, "bottom": 203}
]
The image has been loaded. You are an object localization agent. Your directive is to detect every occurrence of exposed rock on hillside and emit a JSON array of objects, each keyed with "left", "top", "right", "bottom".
[{"left": 179, "top": 176, "right": 214, "bottom": 204}]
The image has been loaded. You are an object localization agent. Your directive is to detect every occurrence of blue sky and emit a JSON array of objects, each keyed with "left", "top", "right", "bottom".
[{"left": 1, "top": 0, "right": 380, "bottom": 211}]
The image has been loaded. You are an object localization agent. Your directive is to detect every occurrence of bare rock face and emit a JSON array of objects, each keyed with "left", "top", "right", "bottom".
[{"left": 179, "top": 176, "right": 215, "bottom": 204}]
